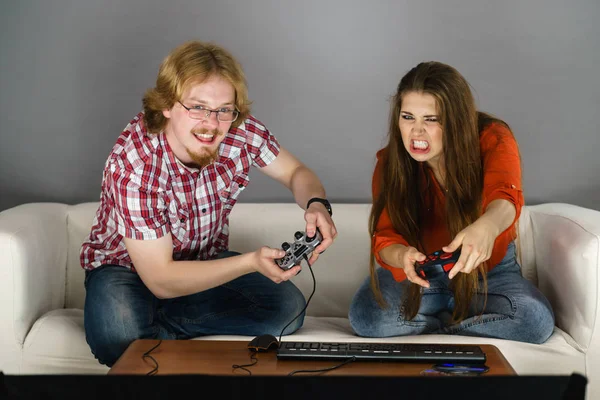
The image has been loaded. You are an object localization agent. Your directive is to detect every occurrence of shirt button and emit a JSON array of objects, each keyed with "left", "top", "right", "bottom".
[
  {"left": 238, "top": 184, "right": 244, "bottom": 188},
  {"left": 202, "top": 236, "right": 206, "bottom": 240},
  {"left": 202, "top": 208, "right": 207, "bottom": 213},
  {"left": 180, "top": 218, "right": 185, "bottom": 223}
]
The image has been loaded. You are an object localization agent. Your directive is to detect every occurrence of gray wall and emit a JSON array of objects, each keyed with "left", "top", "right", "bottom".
[{"left": 1, "top": 0, "right": 599, "bottom": 212}]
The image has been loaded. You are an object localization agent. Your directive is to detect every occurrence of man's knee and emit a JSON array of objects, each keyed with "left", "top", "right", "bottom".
[
  {"left": 84, "top": 265, "right": 156, "bottom": 366},
  {"left": 85, "top": 318, "right": 144, "bottom": 367},
  {"left": 276, "top": 282, "right": 307, "bottom": 334}
]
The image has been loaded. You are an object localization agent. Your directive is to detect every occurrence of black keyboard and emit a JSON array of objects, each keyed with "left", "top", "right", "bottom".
[{"left": 277, "top": 342, "right": 486, "bottom": 363}]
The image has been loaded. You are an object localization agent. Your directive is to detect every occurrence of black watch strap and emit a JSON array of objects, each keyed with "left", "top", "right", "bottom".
[{"left": 306, "top": 197, "right": 332, "bottom": 216}]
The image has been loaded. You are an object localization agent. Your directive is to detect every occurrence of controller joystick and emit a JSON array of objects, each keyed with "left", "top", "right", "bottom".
[
  {"left": 275, "top": 229, "right": 323, "bottom": 270},
  {"left": 415, "top": 248, "right": 462, "bottom": 280}
]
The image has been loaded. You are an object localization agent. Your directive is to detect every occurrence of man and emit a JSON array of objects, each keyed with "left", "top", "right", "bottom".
[{"left": 80, "top": 40, "right": 337, "bottom": 367}]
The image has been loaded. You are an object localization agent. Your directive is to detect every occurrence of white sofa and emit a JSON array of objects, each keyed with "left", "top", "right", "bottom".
[{"left": 1, "top": 202, "right": 599, "bottom": 397}]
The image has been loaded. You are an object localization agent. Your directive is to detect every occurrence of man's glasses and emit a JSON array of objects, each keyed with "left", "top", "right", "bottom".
[{"left": 178, "top": 101, "right": 239, "bottom": 122}]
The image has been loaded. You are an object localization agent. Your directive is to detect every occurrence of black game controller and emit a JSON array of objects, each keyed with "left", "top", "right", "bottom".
[
  {"left": 275, "top": 229, "right": 323, "bottom": 270},
  {"left": 415, "top": 248, "right": 461, "bottom": 280}
]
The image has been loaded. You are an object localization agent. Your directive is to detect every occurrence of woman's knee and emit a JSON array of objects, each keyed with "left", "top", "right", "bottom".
[
  {"left": 491, "top": 290, "right": 555, "bottom": 344},
  {"left": 349, "top": 281, "right": 391, "bottom": 337},
  {"left": 519, "top": 296, "right": 555, "bottom": 344}
]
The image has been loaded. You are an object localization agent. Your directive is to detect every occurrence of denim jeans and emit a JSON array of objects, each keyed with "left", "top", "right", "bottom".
[
  {"left": 84, "top": 251, "right": 306, "bottom": 367},
  {"left": 348, "top": 242, "right": 555, "bottom": 344}
]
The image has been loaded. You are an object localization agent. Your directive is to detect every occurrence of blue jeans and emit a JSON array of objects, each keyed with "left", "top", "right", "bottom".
[
  {"left": 348, "top": 242, "right": 555, "bottom": 344},
  {"left": 84, "top": 251, "right": 306, "bottom": 367}
]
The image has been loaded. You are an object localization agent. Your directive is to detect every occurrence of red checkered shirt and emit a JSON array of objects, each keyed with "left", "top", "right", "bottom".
[{"left": 80, "top": 111, "right": 280, "bottom": 271}]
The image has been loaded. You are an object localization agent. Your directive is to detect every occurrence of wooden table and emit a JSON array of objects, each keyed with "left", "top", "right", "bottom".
[{"left": 109, "top": 339, "right": 516, "bottom": 376}]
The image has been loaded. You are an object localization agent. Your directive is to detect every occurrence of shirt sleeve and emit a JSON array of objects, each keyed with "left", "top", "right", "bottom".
[
  {"left": 371, "top": 150, "right": 410, "bottom": 282},
  {"left": 107, "top": 161, "right": 169, "bottom": 241},
  {"left": 244, "top": 117, "right": 281, "bottom": 168},
  {"left": 480, "top": 123, "right": 525, "bottom": 231}
]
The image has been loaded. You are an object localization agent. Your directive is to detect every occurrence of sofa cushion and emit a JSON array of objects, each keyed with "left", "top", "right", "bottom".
[{"left": 22, "top": 309, "right": 109, "bottom": 374}]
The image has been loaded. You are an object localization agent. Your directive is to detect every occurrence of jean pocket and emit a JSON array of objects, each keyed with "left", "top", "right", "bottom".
[{"left": 397, "top": 302, "right": 428, "bottom": 327}]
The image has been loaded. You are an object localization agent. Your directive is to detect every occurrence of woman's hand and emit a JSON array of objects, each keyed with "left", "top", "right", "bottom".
[
  {"left": 401, "top": 246, "right": 430, "bottom": 288},
  {"left": 380, "top": 244, "right": 429, "bottom": 288},
  {"left": 442, "top": 218, "right": 499, "bottom": 279}
]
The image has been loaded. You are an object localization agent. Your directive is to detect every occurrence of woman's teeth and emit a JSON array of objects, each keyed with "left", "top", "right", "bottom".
[{"left": 413, "top": 140, "right": 429, "bottom": 149}]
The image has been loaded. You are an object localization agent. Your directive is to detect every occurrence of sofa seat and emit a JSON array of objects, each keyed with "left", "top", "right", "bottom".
[{"left": 23, "top": 308, "right": 585, "bottom": 377}]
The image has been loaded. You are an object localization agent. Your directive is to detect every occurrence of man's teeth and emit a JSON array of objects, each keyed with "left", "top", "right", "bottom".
[
  {"left": 195, "top": 133, "right": 213, "bottom": 139},
  {"left": 413, "top": 140, "right": 429, "bottom": 149}
]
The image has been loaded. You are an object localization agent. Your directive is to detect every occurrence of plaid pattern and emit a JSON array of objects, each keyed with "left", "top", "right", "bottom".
[{"left": 80, "top": 112, "right": 280, "bottom": 270}]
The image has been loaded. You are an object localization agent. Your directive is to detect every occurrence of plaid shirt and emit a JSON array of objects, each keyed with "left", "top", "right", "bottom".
[{"left": 80, "top": 112, "right": 280, "bottom": 271}]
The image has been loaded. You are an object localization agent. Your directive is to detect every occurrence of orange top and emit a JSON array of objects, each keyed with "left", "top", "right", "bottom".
[{"left": 372, "top": 122, "right": 524, "bottom": 282}]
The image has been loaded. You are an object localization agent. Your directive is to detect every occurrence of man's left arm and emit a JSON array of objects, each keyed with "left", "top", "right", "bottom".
[{"left": 259, "top": 146, "right": 337, "bottom": 260}]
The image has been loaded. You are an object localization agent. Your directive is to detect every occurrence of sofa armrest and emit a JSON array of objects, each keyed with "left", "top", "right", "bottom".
[
  {"left": 525, "top": 203, "right": 600, "bottom": 352},
  {"left": 0, "top": 203, "right": 69, "bottom": 370}
]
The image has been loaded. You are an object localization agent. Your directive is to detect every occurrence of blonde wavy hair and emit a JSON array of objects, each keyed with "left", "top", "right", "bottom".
[{"left": 142, "top": 40, "right": 251, "bottom": 132}]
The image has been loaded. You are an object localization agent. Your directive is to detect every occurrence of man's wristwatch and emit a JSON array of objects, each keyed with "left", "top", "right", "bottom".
[{"left": 306, "top": 197, "right": 332, "bottom": 216}]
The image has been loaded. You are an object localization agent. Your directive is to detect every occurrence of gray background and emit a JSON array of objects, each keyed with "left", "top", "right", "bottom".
[{"left": 1, "top": 0, "right": 599, "bottom": 212}]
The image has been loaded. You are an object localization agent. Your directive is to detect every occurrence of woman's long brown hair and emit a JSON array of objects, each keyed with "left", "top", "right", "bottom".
[{"left": 369, "top": 61, "right": 508, "bottom": 323}]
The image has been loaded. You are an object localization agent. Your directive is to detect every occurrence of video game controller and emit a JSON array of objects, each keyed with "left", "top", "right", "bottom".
[
  {"left": 275, "top": 229, "right": 323, "bottom": 270},
  {"left": 415, "top": 248, "right": 461, "bottom": 280}
]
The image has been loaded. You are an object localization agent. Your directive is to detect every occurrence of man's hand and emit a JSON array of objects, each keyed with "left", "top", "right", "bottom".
[
  {"left": 252, "top": 246, "right": 302, "bottom": 282},
  {"left": 304, "top": 202, "right": 337, "bottom": 265}
]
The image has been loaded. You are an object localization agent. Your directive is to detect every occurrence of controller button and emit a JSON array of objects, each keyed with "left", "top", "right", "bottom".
[
  {"left": 282, "top": 242, "right": 291, "bottom": 251},
  {"left": 443, "top": 263, "right": 455, "bottom": 272},
  {"left": 440, "top": 252, "right": 453, "bottom": 260},
  {"left": 294, "top": 231, "right": 304, "bottom": 240},
  {"left": 306, "top": 234, "right": 316, "bottom": 243}
]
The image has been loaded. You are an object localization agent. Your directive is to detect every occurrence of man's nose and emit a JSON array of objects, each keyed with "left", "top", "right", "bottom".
[{"left": 202, "top": 111, "right": 220, "bottom": 128}]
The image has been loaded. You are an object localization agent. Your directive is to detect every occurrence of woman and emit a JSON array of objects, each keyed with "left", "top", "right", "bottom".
[{"left": 348, "top": 61, "right": 554, "bottom": 344}]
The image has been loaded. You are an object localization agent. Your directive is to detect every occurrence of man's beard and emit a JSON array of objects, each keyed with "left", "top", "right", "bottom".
[{"left": 186, "top": 127, "right": 224, "bottom": 168}]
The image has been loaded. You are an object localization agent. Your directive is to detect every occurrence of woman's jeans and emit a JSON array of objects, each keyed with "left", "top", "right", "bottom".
[
  {"left": 348, "top": 242, "right": 555, "bottom": 344},
  {"left": 84, "top": 251, "right": 306, "bottom": 367}
]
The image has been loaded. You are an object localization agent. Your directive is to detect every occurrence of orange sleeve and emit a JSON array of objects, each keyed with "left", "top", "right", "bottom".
[
  {"left": 480, "top": 123, "right": 524, "bottom": 233},
  {"left": 371, "top": 149, "right": 409, "bottom": 282}
]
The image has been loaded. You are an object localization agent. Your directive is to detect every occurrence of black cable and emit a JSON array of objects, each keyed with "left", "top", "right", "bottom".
[
  {"left": 142, "top": 339, "right": 162, "bottom": 376},
  {"left": 287, "top": 357, "right": 357, "bottom": 376},
  {"left": 277, "top": 253, "right": 317, "bottom": 345},
  {"left": 277, "top": 255, "right": 357, "bottom": 376},
  {"left": 232, "top": 352, "right": 258, "bottom": 374},
  {"left": 232, "top": 254, "right": 318, "bottom": 376}
]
